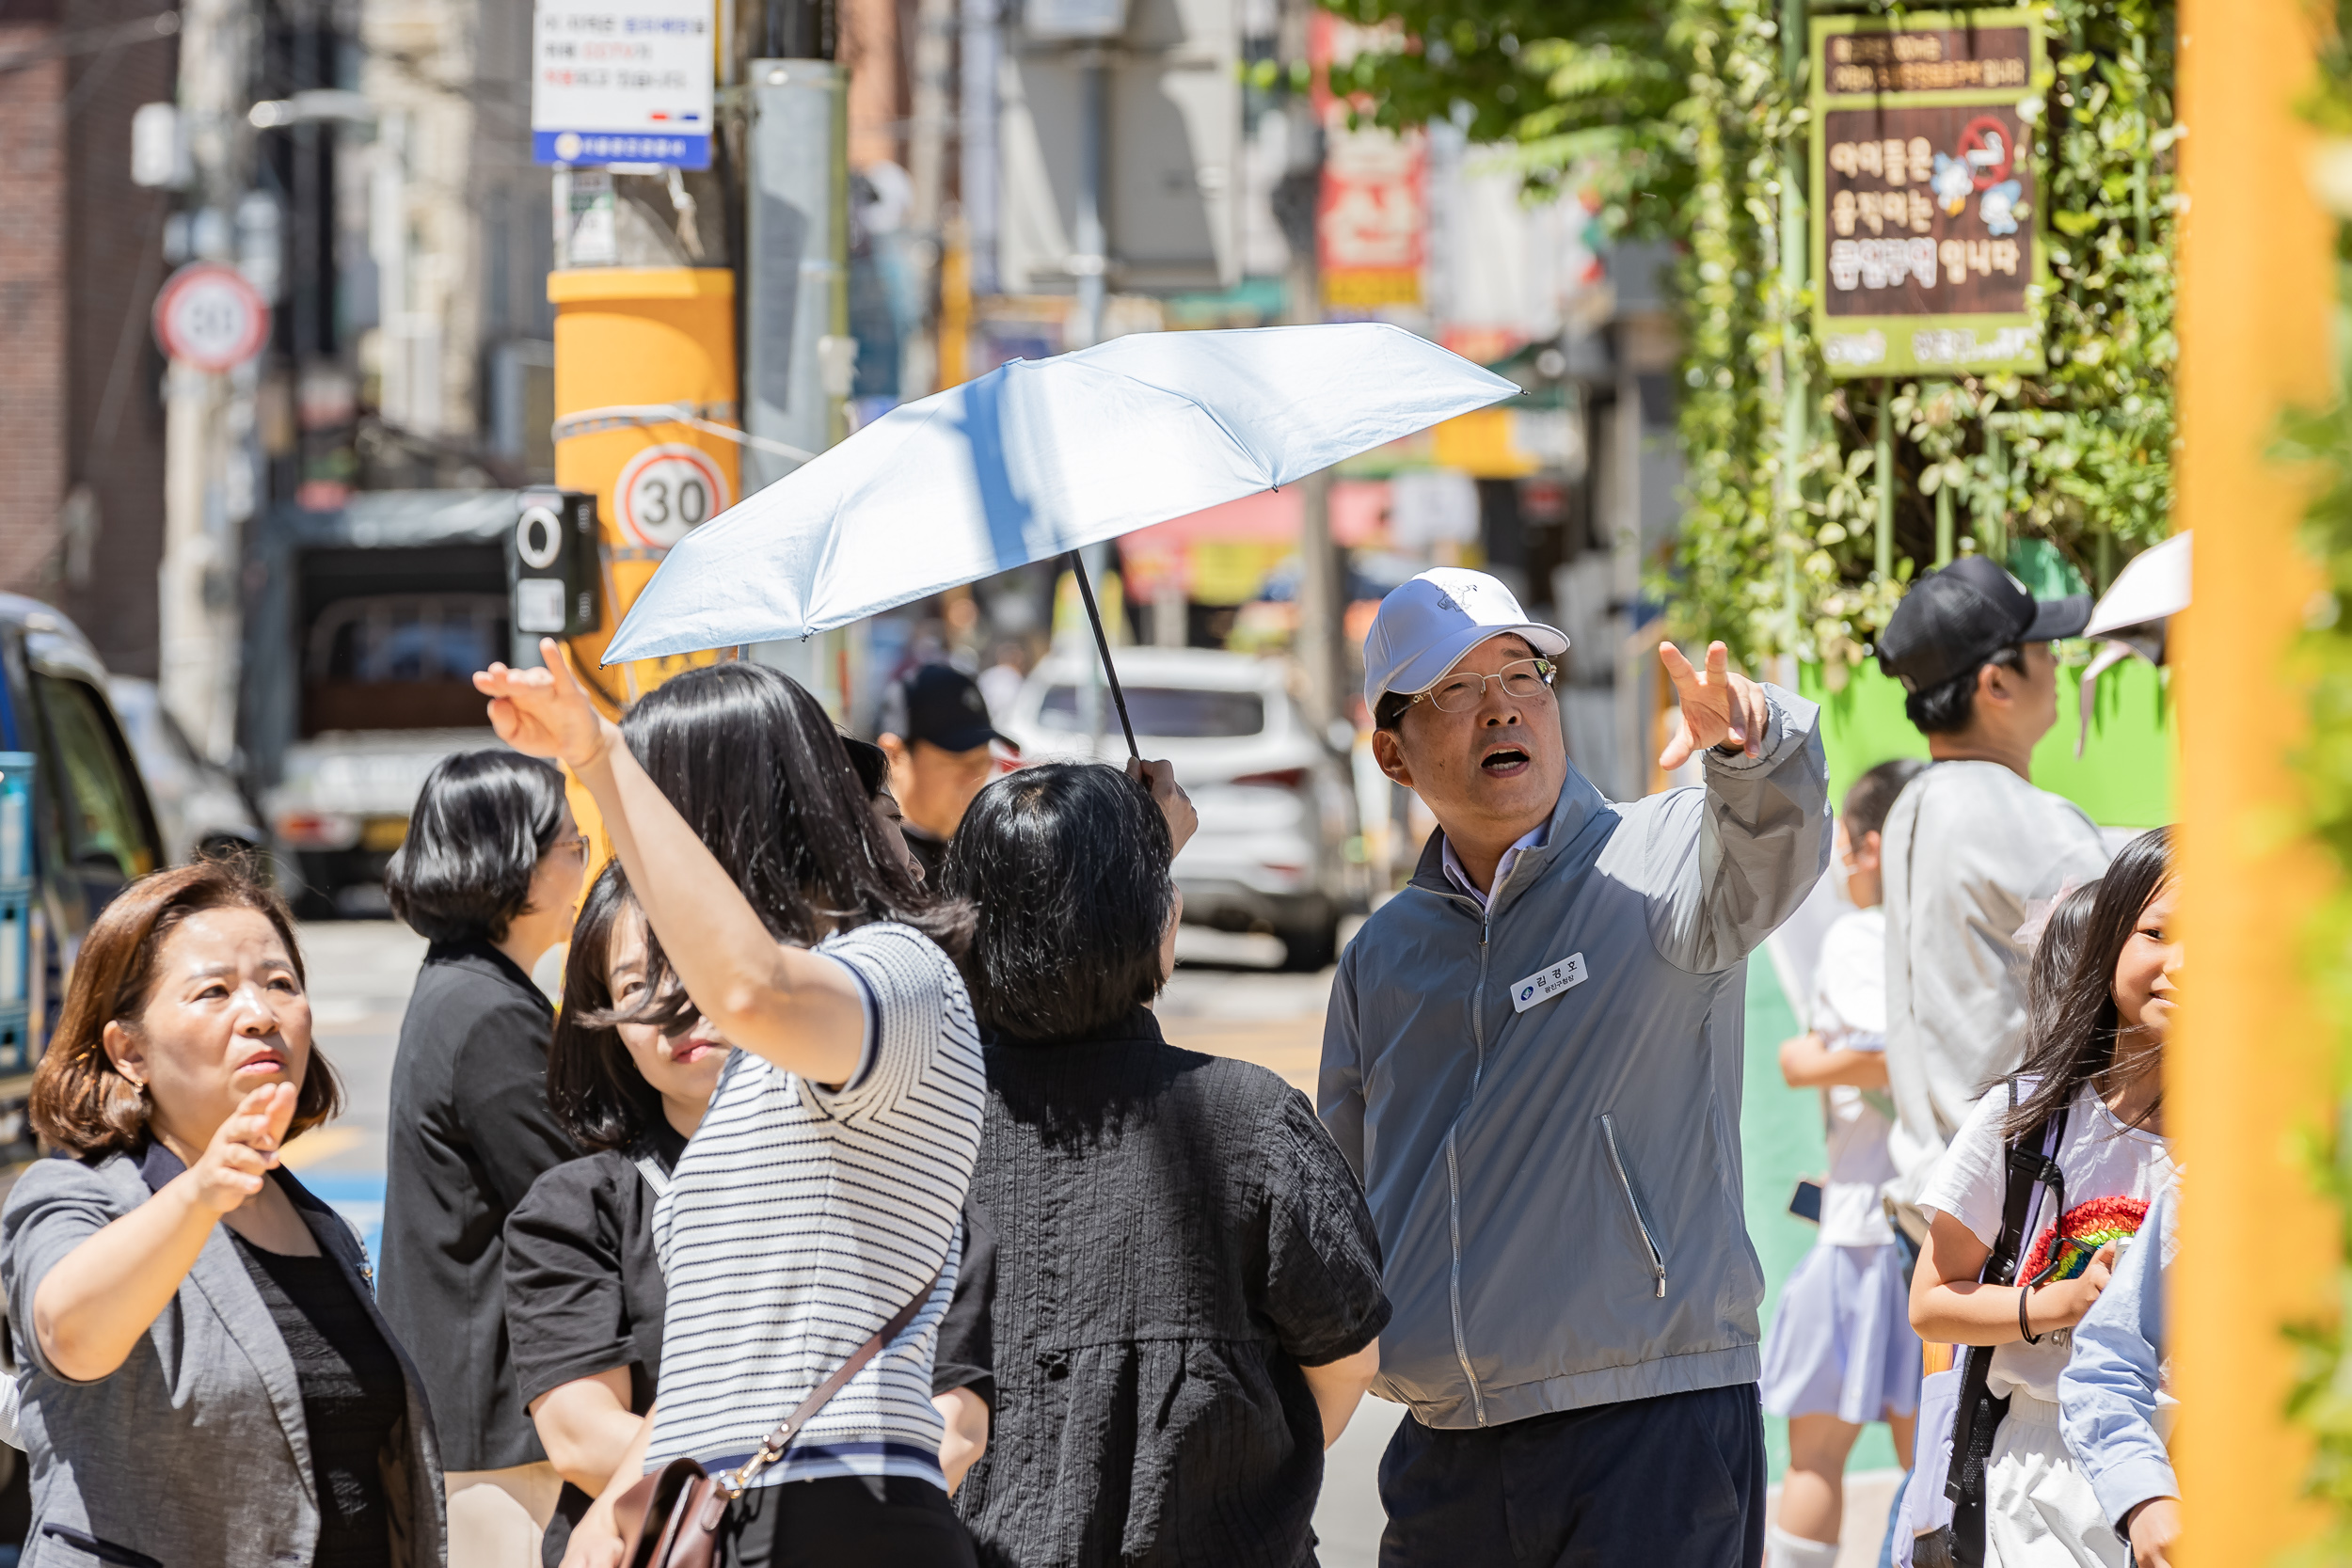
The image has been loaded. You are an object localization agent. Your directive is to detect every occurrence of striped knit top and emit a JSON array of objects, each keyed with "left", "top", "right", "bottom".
[{"left": 646, "top": 921, "right": 984, "bottom": 1490}]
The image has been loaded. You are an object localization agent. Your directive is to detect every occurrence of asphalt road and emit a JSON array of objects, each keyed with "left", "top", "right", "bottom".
[{"left": 286, "top": 920, "right": 1897, "bottom": 1568}]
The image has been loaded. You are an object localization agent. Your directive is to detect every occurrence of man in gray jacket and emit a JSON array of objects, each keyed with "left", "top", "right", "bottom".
[{"left": 1321, "top": 568, "right": 1829, "bottom": 1566}]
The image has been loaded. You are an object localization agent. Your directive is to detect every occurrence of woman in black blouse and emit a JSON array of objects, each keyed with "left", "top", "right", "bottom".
[
  {"left": 505, "top": 756, "right": 995, "bottom": 1565},
  {"left": 379, "top": 750, "right": 588, "bottom": 1563},
  {"left": 940, "top": 763, "right": 1390, "bottom": 1568},
  {"left": 501, "top": 864, "right": 726, "bottom": 1567}
]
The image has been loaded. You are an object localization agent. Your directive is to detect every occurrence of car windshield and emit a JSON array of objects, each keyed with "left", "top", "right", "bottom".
[{"left": 1037, "top": 685, "right": 1265, "bottom": 738}]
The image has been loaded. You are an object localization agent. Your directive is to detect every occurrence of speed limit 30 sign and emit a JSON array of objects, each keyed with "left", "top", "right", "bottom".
[
  {"left": 613, "top": 444, "right": 730, "bottom": 548},
  {"left": 152, "top": 262, "right": 271, "bottom": 372}
]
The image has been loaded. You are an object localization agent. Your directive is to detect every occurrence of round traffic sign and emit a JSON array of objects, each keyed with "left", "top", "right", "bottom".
[
  {"left": 152, "top": 262, "right": 271, "bottom": 372},
  {"left": 613, "top": 444, "right": 729, "bottom": 548}
]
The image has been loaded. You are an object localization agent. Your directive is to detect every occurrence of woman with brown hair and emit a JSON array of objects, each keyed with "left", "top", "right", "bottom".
[{"left": 0, "top": 860, "right": 447, "bottom": 1568}]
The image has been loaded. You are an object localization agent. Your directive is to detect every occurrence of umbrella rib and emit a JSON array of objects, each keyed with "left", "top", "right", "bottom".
[{"left": 1063, "top": 358, "right": 1278, "bottom": 489}]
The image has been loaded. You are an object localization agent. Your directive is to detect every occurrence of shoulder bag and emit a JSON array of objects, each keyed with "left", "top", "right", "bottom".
[
  {"left": 612, "top": 1267, "right": 944, "bottom": 1568},
  {"left": 1913, "top": 1085, "right": 2072, "bottom": 1568}
]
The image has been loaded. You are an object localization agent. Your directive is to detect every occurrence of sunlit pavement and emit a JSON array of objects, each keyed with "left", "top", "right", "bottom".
[{"left": 291, "top": 920, "right": 1893, "bottom": 1568}]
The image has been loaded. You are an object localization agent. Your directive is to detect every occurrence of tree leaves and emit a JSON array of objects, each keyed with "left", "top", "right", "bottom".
[{"left": 1319, "top": 0, "right": 2175, "bottom": 664}]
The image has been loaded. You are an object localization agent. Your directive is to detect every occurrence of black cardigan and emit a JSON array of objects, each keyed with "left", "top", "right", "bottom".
[{"left": 379, "top": 939, "right": 579, "bottom": 1472}]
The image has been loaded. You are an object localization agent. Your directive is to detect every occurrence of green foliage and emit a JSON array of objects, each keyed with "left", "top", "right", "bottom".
[{"left": 1321, "top": 0, "right": 2177, "bottom": 666}]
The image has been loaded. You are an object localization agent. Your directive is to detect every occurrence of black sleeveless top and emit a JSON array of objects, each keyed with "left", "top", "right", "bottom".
[{"left": 231, "top": 1234, "right": 408, "bottom": 1568}]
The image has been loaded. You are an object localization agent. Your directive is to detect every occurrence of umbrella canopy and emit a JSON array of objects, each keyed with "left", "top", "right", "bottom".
[{"left": 602, "top": 323, "right": 1519, "bottom": 664}]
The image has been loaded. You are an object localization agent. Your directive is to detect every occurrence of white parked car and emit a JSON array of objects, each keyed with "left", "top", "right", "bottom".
[
  {"left": 999, "top": 647, "right": 1359, "bottom": 970},
  {"left": 105, "top": 677, "right": 267, "bottom": 867},
  {"left": 264, "top": 727, "right": 497, "bottom": 917}
]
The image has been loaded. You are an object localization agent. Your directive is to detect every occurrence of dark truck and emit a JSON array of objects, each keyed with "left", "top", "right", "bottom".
[{"left": 244, "top": 491, "right": 518, "bottom": 915}]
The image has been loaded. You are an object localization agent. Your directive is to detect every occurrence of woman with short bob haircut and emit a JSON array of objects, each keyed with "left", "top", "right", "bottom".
[
  {"left": 379, "top": 748, "right": 589, "bottom": 1562},
  {"left": 477, "top": 650, "right": 985, "bottom": 1565},
  {"left": 3, "top": 860, "right": 445, "bottom": 1568},
  {"left": 940, "top": 761, "right": 1391, "bottom": 1568}
]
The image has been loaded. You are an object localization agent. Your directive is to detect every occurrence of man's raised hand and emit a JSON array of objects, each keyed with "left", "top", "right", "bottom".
[
  {"left": 1657, "top": 641, "right": 1769, "bottom": 768},
  {"left": 475, "top": 638, "right": 614, "bottom": 773}
]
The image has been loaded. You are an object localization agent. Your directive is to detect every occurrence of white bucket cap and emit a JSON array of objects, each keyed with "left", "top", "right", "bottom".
[{"left": 1361, "top": 567, "right": 1569, "bottom": 710}]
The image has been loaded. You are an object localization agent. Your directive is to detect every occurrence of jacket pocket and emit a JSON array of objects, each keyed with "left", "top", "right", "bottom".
[
  {"left": 40, "top": 1525, "right": 165, "bottom": 1568},
  {"left": 1598, "top": 1114, "right": 1666, "bottom": 1299}
]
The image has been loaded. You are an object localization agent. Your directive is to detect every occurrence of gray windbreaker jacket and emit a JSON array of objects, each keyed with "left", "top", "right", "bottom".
[{"left": 1319, "top": 686, "right": 1829, "bottom": 1429}]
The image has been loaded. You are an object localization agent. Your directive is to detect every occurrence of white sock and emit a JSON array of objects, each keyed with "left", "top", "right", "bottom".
[{"left": 1766, "top": 1524, "right": 1842, "bottom": 1568}]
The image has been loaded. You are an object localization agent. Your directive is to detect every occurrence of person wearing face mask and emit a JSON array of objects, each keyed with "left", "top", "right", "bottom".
[
  {"left": 1323, "top": 568, "right": 1831, "bottom": 1565},
  {"left": 380, "top": 751, "right": 591, "bottom": 1563},
  {"left": 502, "top": 863, "right": 997, "bottom": 1568},
  {"left": 1906, "top": 828, "right": 2180, "bottom": 1567},
  {"left": 2, "top": 861, "right": 445, "bottom": 1567}
]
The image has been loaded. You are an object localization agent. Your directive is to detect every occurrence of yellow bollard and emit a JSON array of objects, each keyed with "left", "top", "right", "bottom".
[
  {"left": 2172, "top": 2, "right": 2338, "bottom": 1560},
  {"left": 547, "top": 265, "right": 742, "bottom": 867}
]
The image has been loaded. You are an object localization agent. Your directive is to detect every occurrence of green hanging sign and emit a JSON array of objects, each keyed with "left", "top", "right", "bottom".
[{"left": 1809, "top": 8, "right": 2050, "bottom": 378}]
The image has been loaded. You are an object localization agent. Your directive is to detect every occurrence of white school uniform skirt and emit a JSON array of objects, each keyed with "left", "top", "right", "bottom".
[
  {"left": 1759, "top": 1240, "right": 1921, "bottom": 1424},
  {"left": 1981, "top": 1391, "right": 2129, "bottom": 1567}
]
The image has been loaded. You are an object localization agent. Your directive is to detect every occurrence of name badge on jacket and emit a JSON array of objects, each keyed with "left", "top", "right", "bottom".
[{"left": 1511, "top": 953, "right": 1587, "bottom": 1013}]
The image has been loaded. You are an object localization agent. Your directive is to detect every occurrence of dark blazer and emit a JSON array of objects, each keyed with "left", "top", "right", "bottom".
[
  {"left": 1, "top": 1147, "right": 447, "bottom": 1567},
  {"left": 380, "top": 939, "right": 579, "bottom": 1472}
]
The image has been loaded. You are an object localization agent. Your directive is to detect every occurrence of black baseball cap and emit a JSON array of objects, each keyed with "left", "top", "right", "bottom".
[
  {"left": 1876, "top": 557, "right": 2092, "bottom": 692},
  {"left": 880, "top": 663, "right": 1015, "bottom": 753}
]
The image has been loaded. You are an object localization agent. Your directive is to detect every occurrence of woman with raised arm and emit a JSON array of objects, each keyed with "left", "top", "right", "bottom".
[
  {"left": 505, "top": 820, "right": 995, "bottom": 1564},
  {"left": 476, "top": 644, "right": 989, "bottom": 1567},
  {"left": 0, "top": 860, "right": 445, "bottom": 1567}
]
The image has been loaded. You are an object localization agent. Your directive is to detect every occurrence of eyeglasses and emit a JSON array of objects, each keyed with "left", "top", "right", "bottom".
[
  {"left": 1411, "top": 657, "right": 1558, "bottom": 715},
  {"left": 550, "top": 834, "right": 591, "bottom": 863}
]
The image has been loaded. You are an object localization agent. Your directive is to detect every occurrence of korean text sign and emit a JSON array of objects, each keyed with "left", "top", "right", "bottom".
[
  {"left": 532, "top": 0, "right": 713, "bottom": 169},
  {"left": 1809, "top": 10, "right": 2047, "bottom": 377}
]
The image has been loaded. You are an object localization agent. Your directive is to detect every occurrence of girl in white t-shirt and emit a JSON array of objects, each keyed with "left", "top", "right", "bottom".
[
  {"left": 1760, "top": 758, "right": 1923, "bottom": 1568},
  {"left": 1912, "top": 827, "right": 2179, "bottom": 1568}
]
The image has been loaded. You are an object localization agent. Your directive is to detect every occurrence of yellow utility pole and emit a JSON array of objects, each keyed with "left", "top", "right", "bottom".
[
  {"left": 547, "top": 264, "right": 742, "bottom": 851},
  {"left": 2172, "top": 2, "right": 2337, "bottom": 1559}
]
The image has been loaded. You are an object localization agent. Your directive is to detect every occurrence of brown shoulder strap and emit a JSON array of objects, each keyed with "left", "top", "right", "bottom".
[{"left": 722, "top": 1266, "right": 945, "bottom": 1495}]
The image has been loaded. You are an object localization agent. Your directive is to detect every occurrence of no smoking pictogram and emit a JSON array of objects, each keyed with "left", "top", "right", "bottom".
[
  {"left": 614, "top": 444, "right": 729, "bottom": 548},
  {"left": 152, "top": 263, "right": 271, "bottom": 372}
]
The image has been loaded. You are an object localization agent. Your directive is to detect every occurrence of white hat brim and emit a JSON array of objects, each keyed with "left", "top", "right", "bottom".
[{"left": 1378, "top": 620, "right": 1570, "bottom": 705}]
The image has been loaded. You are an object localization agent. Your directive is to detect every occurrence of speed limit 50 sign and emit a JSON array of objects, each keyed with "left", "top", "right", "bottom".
[
  {"left": 152, "top": 262, "right": 271, "bottom": 372},
  {"left": 613, "top": 444, "right": 730, "bottom": 549}
]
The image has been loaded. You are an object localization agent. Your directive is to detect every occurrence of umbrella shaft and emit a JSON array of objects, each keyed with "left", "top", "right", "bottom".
[{"left": 1066, "top": 548, "right": 1140, "bottom": 762}]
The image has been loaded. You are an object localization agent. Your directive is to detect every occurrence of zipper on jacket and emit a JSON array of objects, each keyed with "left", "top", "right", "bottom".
[
  {"left": 1441, "top": 1129, "right": 1486, "bottom": 1426},
  {"left": 1599, "top": 1114, "right": 1667, "bottom": 1298},
  {"left": 1441, "top": 912, "right": 1495, "bottom": 1425}
]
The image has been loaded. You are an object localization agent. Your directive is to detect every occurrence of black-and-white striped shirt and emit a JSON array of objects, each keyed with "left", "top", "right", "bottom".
[{"left": 647, "top": 921, "right": 984, "bottom": 1489}]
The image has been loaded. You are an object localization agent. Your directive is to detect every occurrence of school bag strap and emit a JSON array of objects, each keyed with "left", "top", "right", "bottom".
[{"left": 1932, "top": 1078, "right": 2070, "bottom": 1568}]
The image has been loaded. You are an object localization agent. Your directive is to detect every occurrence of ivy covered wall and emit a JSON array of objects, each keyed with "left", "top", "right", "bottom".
[{"left": 1324, "top": 0, "right": 2178, "bottom": 669}]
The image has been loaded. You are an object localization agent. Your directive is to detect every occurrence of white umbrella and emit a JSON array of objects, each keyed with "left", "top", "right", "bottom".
[
  {"left": 602, "top": 324, "right": 1518, "bottom": 749},
  {"left": 2074, "top": 531, "right": 2191, "bottom": 756}
]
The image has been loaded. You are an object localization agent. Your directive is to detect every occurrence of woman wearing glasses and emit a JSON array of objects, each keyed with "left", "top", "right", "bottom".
[{"left": 379, "top": 751, "right": 590, "bottom": 1568}]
